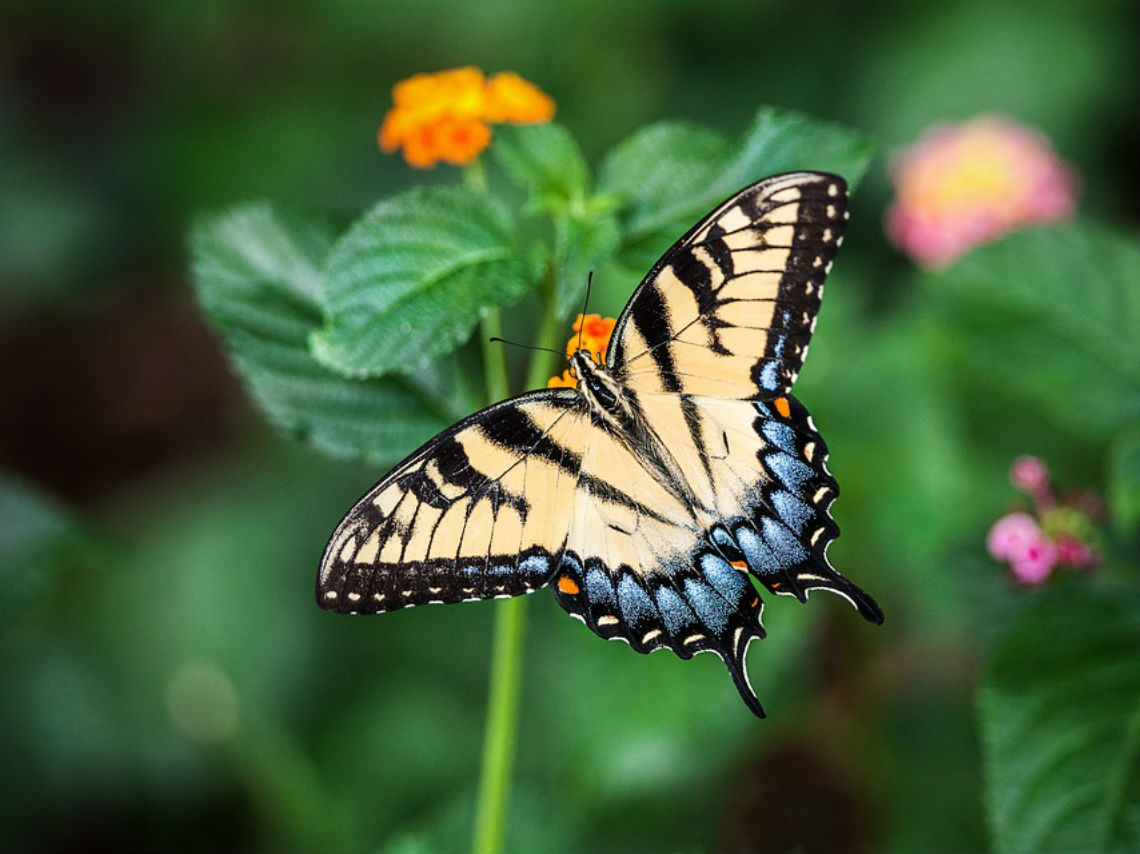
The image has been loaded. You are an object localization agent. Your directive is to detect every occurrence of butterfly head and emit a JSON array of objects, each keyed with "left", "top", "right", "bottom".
[{"left": 569, "top": 349, "right": 626, "bottom": 417}]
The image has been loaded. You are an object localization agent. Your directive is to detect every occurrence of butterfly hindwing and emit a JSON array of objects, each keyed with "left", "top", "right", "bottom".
[
  {"left": 318, "top": 391, "right": 585, "bottom": 612},
  {"left": 610, "top": 172, "right": 848, "bottom": 399}
]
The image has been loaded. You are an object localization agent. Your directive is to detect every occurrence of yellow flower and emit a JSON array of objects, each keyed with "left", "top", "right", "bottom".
[
  {"left": 547, "top": 314, "right": 617, "bottom": 388},
  {"left": 379, "top": 67, "right": 555, "bottom": 169}
]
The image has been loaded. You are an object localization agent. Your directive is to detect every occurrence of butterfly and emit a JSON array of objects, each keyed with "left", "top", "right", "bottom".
[{"left": 317, "top": 171, "right": 882, "bottom": 717}]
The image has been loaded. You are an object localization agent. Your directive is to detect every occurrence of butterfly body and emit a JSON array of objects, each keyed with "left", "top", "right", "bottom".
[{"left": 318, "top": 172, "right": 882, "bottom": 717}]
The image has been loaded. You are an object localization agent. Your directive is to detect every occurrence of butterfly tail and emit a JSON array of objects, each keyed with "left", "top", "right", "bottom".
[
  {"left": 793, "top": 565, "right": 884, "bottom": 625},
  {"left": 722, "top": 634, "right": 767, "bottom": 719}
]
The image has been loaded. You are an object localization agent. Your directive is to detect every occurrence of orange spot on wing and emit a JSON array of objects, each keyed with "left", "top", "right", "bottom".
[
  {"left": 751, "top": 596, "right": 760, "bottom": 608},
  {"left": 557, "top": 576, "right": 580, "bottom": 595},
  {"left": 771, "top": 581, "right": 782, "bottom": 589},
  {"left": 730, "top": 560, "right": 748, "bottom": 570},
  {"left": 773, "top": 397, "right": 791, "bottom": 418}
]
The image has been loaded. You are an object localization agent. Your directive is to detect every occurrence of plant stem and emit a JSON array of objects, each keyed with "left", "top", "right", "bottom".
[
  {"left": 473, "top": 306, "right": 525, "bottom": 854},
  {"left": 480, "top": 309, "right": 510, "bottom": 402},
  {"left": 523, "top": 269, "right": 566, "bottom": 391},
  {"left": 472, "top": 595, "right": 528, "bottom": 854}
]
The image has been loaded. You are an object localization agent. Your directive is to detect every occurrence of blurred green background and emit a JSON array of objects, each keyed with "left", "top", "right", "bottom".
[{"left": 2, "top": 0, "right": 1137, "bottom": 852}]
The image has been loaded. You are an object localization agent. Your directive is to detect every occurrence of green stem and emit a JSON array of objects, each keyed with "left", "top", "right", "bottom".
[
  {"left": 472, "top": 306, "right": 524, "bottom": 854},
  {"left": 480, "top": 309, "right": 510, "bottom": 401},
  {"left": 472, "top": 595, "right": 528, "bottom": 854},
  {"left": 523, "top": 268, "right": 566, "bottom": 391}
]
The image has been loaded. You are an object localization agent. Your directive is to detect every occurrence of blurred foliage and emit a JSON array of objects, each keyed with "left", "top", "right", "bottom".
[
  {"left": 979, "top": 584, "right": 1140, "bottom": 854},
  {"left": 1, "top": 0, "right": 1138, "bottom": 852}
]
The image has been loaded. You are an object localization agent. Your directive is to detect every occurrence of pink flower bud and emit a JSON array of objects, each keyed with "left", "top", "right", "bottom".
[{"left": 1010, "top": 455, "right": 1050, "bottom": 497}]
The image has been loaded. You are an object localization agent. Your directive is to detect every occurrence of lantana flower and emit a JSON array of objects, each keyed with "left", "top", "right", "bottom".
[
  {"left": 379, "top": 67, "right": 555, "bottom": 169},
  {"left": 986, "top": 456, "right": 1100, "bottom": 586},
  {"left": 886, "top": 115, "right": 1077, "bottom": 267},
  {"left": 548, "top": 314, "right": 617, "bottom": 388}
]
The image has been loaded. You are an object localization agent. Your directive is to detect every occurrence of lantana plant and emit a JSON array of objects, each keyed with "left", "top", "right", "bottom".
[
  {"left": 987, "top": 455, "right": 1101, "bottom": 586},
  {"left": 190, "top": 65, "right": 878, "bottom": 854}
]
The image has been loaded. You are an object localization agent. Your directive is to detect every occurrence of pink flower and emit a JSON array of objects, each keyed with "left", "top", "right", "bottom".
[
  {"left": 988, "top": 513, "right": 1057, "bottom": 584},
  {"left": 886, "top": 115, "right": 1077, "bottom": 267},
  {"left": 1010, "top": 536, "right": 1057, "bottom": 586},
  {"left": 987, "top": 512, "right": 1043, "bottom": 562}
]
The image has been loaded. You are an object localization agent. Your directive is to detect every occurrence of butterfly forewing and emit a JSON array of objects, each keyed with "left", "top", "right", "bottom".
[
  {"left": 318, "top": 391, "right": 584, "bottom": 612},
  {"left": 609, "top": 172, "right": 848, "bottom": 399}
]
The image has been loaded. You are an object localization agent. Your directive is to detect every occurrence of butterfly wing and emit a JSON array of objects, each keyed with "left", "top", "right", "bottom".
[
  {"left": 609, "top": 171, "right": 848, "bottom": 399},
  {"left": 318, "top": 391, "right": 585, "bottom": 612}
]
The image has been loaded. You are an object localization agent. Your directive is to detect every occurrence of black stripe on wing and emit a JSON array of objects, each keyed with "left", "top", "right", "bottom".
[
  {"left": 317, "top": 390, "right": 583, "bottom": 614},
  {"left": 609, "top": 172, "right": 850, "bottom": 400}
]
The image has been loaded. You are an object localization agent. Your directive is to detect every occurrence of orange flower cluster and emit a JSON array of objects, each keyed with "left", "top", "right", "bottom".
[
  {"left": 379, "top": 67, "right": 555, "bottom": 169},
  {"left": 548, "top": 314, "right": 617, "bottom": 388}
]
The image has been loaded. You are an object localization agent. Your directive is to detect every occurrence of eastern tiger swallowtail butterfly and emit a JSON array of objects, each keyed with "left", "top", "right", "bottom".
[{"left": 317, "top": 171, "right": 883, "bottom": 717}]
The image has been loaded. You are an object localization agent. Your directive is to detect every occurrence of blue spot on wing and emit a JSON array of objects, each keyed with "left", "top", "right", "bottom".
[
  {"left": 771, "top": 490, "right": 813, "bottom": 534},
  {"left": 762, "top": 517, "right": 808, "bottom": 564},
  {"left": 765, "top": 451, "right": 815, "bottom": 491},
  {"left": 519, "top": 554, "right": 548, "bottom": 577},
  {"left": 699, "top": 553, "right": 750, "bottom": 603},
  {"left": 617, "top": 575, "right": 655, "bottom": 625},
  {"left": 758, "top": 361, "right": 782, "bottom": 392},
  {"left": 654, "top": 586, "right": 697, "bottom": 636},
  {"left": 683, "top": 578, "right": 731, "bottom": 634},
  {"left": 585, "top": 565, "right": 617, "bottom": 608},
  {"left": 736, "top": 523, "right": 778, "bottom": 574},
  {"left": 761, "top": 420, "right": 797, "bottom": 453}
]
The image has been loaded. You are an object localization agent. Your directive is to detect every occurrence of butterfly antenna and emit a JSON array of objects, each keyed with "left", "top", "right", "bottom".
[
  {"left": 488, "top": 337, "right": 563, "bottom": 357},
  {"left": 576, "top": 271, "right": 594, "bottom": 354}
]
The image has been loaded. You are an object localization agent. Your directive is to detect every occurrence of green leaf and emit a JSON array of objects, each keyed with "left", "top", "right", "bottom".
[
  {"left": 553, "top": 210, "right": 622, "bottom": 318},
  {"left": 978, "top": 583, "right": 1140, "bottom": 854},
  {"left": 491, "top": 123, "right": 590, "bottom": 212},
  {"left": 190, "top": 203, "right": 455, "bottom": 464},
  {"left": 717, "top": 106, "right": 876, "bottom": 196},
  {"left": 597, "top": 122, "right": 730, "bottom": 240},
  {"left": 598, "top": 108, "right": 875, "bottom": 272},
  {"left": 0, "top": 476, "right": 87, "bottom": 626},
  {"left": 925, "top": 224, "right": 1140, "bottom": 441},
  {"left": 1107, "top": 429, "right": 1140, "bottom": 531},
  {"left": 311, "top": 186, "right": 532, "bottom": 378}
]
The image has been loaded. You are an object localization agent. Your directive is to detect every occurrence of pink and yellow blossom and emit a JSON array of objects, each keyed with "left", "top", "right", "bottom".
[{"left": 886, "top": 115, "right": 1077, "bottom": 267}]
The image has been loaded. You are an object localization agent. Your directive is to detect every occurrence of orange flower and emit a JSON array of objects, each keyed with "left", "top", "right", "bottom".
[
  {"left": 379, "top": 67, "right": 555, "bottom": 169},
  {"left": 547, "top": 314, "right": 617, "bottom": 388},
  {"left": 485, "top": 72, "right": 556, "bottom": 123}
]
